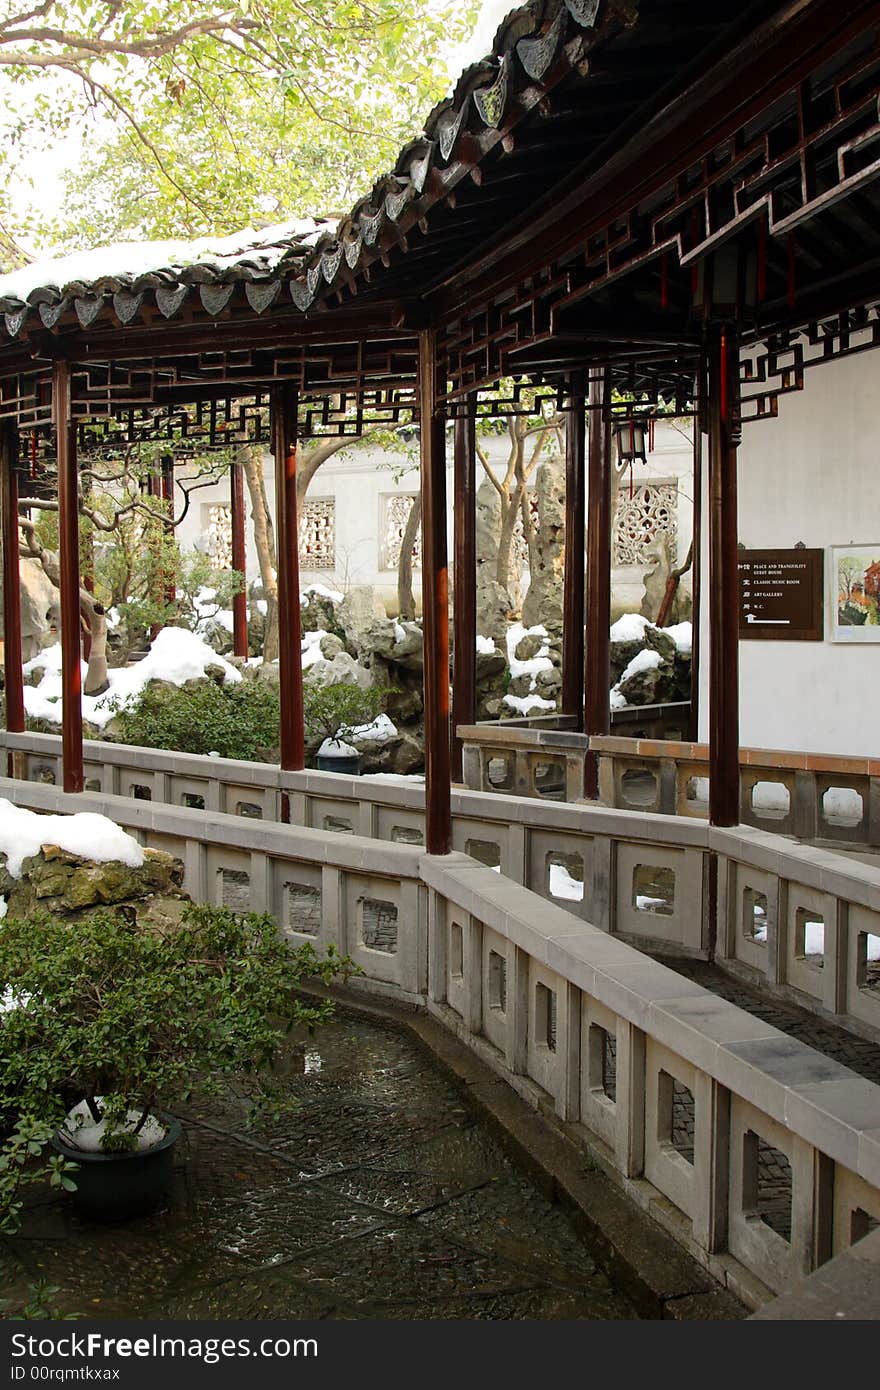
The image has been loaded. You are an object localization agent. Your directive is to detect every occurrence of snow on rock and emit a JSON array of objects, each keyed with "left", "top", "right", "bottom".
[
  {"left": 23, "top": 627, "right": 241, "bottom": 730},
  {"left": 301, "top": 629, "right": 329, "bottom": 670},
  {"left": 301, "top": 582, "right": 343, "bottom": 606},
  {"left": 256, "top": 599, "right": 268, "bottom": 616},
  {"left": 60, "top": 1099, "right": 168, "bottom": 1154},
  {"left": 610, "top": 613, "right": 651, "bottom": 643},
  {"left": 619, "top": 648, "right": 663, "bottom": 684},
  {"left": 610, "top": 689, "right": 627, "bottom": 711},
  {"left": 393, "top": 620, "right": 407, "bottom": 644},
  {"left": 0, "top": 799, "right": 144, "bottom": 878},
  {"left": 349, "top": 714, "right": 398, "bottom": 744},
  {"left": 503, "top": 692, "right": 556, "bottom": 715},
  {"left": 476, "top": 634, "right": 496, "bottom": 655},
  {"left": 663, "top": 621, "right": 692, "bottom": 654},
  {"left": 506, "top": 622, "right": 552, "bottom": 679}
]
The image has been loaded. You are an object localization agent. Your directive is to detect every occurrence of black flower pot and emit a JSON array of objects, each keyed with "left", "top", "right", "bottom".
[
  {"left": 315, "top": 751, "right": 362, "bottom": 775},
  {"left": 51, "top": 1115, "right": 182, "bottom": 1222}
]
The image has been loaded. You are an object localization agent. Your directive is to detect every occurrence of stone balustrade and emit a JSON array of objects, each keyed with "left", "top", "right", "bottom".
[
  {"left": 592, "top": 735, "right": 880, "bottom": 847},
  {"left": 4, "top": 730, "right": 880, "bottom": 1047},
  {"left": 4, "top": 769, "right": 880, "bottom": 1313}
]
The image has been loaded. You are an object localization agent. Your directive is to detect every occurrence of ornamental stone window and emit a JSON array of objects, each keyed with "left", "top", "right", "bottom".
[
  {"left": 299, "top": 497, "right": 336, "bottom": 570},
  {"left": 382, "top": 494, "right": 421, "bottom": 571},
  {"left": 613, "top": 479, "right": 678, "bottom": 566},
  {"left": 205, "top": 503, "right": 233, "bottom": 571}
]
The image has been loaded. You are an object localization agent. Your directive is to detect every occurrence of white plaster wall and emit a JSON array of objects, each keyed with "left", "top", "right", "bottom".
[
  {"left": 175, "top": 417, "right": 695, "bottom": 617},
  {"left": 698, "top": 349, "right": 880, "bottom": 757}
]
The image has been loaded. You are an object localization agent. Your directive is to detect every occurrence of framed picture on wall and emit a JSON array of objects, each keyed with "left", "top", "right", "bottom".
[{"left": 831, "top": 545, "right": 880, "bottom": 642}]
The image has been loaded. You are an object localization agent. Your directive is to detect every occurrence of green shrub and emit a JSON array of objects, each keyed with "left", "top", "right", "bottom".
[
  {"left": 113, "top": 678, "right": 280, "bottom": 761},
  {"left": 303, "top": 681, "right": 396, "bottom": 751}
]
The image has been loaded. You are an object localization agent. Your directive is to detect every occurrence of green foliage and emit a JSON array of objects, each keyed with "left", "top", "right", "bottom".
[
  {"left": 112, "top": 676, "right": 280, "bottom": 760},
  {"left": 0, "top": 1119, "right": 78, "bottom": 1236},
  {"left": 3, "top": 1, "right": 479, "bottom": 251},
  {"left": 0, "top": 903, "right": 358, "bottom": 1152},
  {"left": 303, "top": 680, "right": 396, "bottom": 750}
]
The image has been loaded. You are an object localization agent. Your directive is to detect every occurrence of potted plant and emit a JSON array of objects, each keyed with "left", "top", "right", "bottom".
[
  {"left": 0, "top": 903, "right": 356, "bottom": 1221},
  {"left": 304, "top": 680, "right": 396, "bottom": 774}
]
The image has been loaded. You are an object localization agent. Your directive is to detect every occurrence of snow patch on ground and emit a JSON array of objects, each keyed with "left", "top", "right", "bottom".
[
  {"left": 0, "top": 799, "right": 143, "bottom": 878},
  {"left": 548, "top": 863, "right": 584, "bottom": 902},
  {"left": 23, "top": 628, "right": 241, "bottom": 729}
]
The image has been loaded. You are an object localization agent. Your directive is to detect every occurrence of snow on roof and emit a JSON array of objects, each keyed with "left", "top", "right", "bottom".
[{"left": 0, "top": 219, "right": 331, "bottom": 310}]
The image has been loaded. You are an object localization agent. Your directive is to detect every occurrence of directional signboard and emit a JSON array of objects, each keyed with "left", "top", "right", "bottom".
[{"left": 737, "top": 548, "right": 823, "bottom": 641}]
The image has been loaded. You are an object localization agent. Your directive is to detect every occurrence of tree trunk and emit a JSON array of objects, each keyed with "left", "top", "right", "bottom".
[
  {"left": 83, "top": 604, "right": 108, "bottom": 695},
  {"left": 396, "top": 494, "right": 421, "bottom": 619},
  {"left": 240, "top": 445, "right": 279, "bottom": 662}
]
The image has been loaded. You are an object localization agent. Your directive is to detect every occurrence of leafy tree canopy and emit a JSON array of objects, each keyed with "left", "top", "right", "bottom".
[{"left": 0, "top": 0, "right": 479, "bottom": 255}]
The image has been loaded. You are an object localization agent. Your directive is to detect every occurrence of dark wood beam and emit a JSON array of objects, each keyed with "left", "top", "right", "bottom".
[
  {"left": 584, "top": 365, "right": 612, "bottom": 799},
  {"left": 230, "top": 456, "right": 248, "bottom": 660},
  {"left": 451, "top": 394, "right": 476, "bottom": 782},
  {"left": 272, "top": 384, "right": 305, "bottom": 791},
  {"left": 562, "top": 370, "right": 586, "bottom": 728},
  {"left": 0, "top": 420, "right": 24, "bottom": 755},
  {"left": 419, "top": 327, "right": 451, "bottom": 854},
  {"left": 707, "top": 324, "right": 740, "bottom": 827},
  {"left": 53, "top": 358, "right": 83, "bottom": 794}
]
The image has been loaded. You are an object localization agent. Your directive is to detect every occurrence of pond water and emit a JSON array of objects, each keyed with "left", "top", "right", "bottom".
[{"left": 4, "top": 1010, "right": 639, "bottom": 1320}]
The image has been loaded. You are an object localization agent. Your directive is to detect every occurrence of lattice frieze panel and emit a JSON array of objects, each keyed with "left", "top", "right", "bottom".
[
  {"left": 613, "top": 481, "right": 678, "bottom": 566},
  {"left": 381, "top": 494, "right": 421, "bottom": 571},
  {"left": 299, "top": 498, "right": 336, "bottom": 570},
  {"left": 740, "top": 307, "right": 880, "bottom": 421},
  {"left": 206, "top": 505, "right": 233, "bottom": 571}
]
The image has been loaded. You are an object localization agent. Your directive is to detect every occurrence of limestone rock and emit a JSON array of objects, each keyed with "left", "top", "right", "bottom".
[
  {"left": 359, "top": 732, "right": 423, "bottom": 776},
  {"left": 338, "top": 586, "right": 387, "bottom": 654},
  {"left": 522, "top": 455, "right": 566, "bottom": 631},
  {"left": 476, "top": 647, "right": 506, "bottom": 681},
  {"left": 303, "top": 651, "right": 372, "bottom": 691},
  {"left": 20, "top": 559, "right": 59, "bottom": 663},
  {"left": 300, "top": 591, "right": 345, "bottom": 640},
  {"left": 616, "top": 660, "right": 679, "bottom": 707},
  {"left": 3, "top": 844, "right": 187, "bottom": 927}
]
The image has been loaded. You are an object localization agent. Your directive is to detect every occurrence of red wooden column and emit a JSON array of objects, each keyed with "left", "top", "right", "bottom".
[
  {"left": 707, "top": 324, "right": 741, "bottom": 826},
  {"left": 161, "top": 453, "right": 175, "bottom": 613},
  {"left": 562, "top": 370, "right": 586, "bottom": 728},
  {"left": 583, "top": 365, "right": 612, "bottom": 799},
  {"left": 1, "top": 421, "right": 25, "bottom": 759},
  {"left": 451, "top": 394, "right": 476, "bottom": 782},
  {"left": 53, "top": 360, "right": 83, "bottom": 793},
  {"left": 419, "top": 327, "right": 451, "bottom": 854},
  {"left": 230, "top": 457, "right": 248, "bottom": 659},
  {"left": 271, "top": 385, "right": 305, "bottom": 792},
  {"left": 689, "top": 380, "right": 704, "bottom": 742}
]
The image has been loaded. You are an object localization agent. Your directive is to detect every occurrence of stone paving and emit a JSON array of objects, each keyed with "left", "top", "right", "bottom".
[{"left": 3, "top": 1010, "right": 639, "bottom": 1321}]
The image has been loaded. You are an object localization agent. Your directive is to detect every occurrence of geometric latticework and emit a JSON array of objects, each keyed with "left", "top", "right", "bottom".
[
  {"left": 382, "top": 494, "right": 421, "bottom": 571},
  {"left": 299, "top": 498, "right": 335, "bottom": 570},
  {"left": 613, "top": 480, "right": 678, "bottom": 566}
]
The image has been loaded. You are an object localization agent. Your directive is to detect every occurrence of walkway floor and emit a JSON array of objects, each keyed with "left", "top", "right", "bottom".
[
  {"left": 655, "top": 956, "right": 880, "bottom": 1086},
  {"left": 4, "top": 1009, "right": 639, "bottom": 1320}
]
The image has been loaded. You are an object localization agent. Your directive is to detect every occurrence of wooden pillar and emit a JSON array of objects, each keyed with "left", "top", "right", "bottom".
[
  {"left": 583, "top": 365, "right": 612, "bottom": 799},
  {"left": 419, "top": 327, "right": 451, "bottom": 855},
  {"left": 562, "top": 371, "right": 586, "bottom": 727},
  {"left": 707, "top": 324, "right": 740, "bottom": 827},
  {"left": 689, "top": 379, "right": 704, "bottom": 742},
  {"left": 161, "top": 453, "right": 175, "bottom": 613},
  {"left": 230, "top": 457, "right": 248, "bottom": 660},
  {"left": 53, "top": 360, "right": 83, "bottom": 793},
  {"left": 451, "top": 394, "right": 476, "bottom": 782},
  {"left": 271, "top": 385, "right": 304, "bottom": 781},
  {"left": 1, "top": 422, "right": 24, "bottom": 748}
]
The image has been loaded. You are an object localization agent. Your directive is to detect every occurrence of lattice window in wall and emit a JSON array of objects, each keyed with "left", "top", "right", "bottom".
[
  {"left": 299, "top": 498, "right": 335, "bottom": 570},
  {"left": 613, "top": 480, "right": 678, "bottom": 566},
  {"left": 206, "top": 504, "right": 233, "bottom": 571},
  {"left": 382, "top": 495, "right": 421, "bottom": 571}
]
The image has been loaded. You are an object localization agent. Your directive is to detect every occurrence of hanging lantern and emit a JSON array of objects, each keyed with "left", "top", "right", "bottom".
[{"left": 613, "top": 416, "right": 648, "bottom": 465}]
